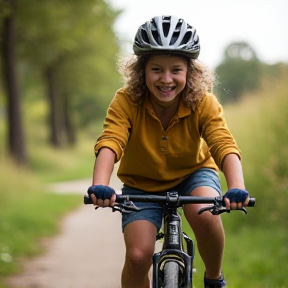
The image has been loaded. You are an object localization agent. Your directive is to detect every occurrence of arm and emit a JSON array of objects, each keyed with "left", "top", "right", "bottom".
[
  {"left": 198, "top": 95, "right": 248, "bottom": 208},
  {"left": 91, "top": 147, "right": 116, "bottom": 207},
  {"left": 92, "top": 147, "right": 116, "bottom": 185},
  {"left": 91, "top": 89, "right": 132, "bottom": 206},
  {"left": 222, "top": 153, "right": 249, "bottom": 209},
  {"left": 222, "top": 153, "right": 245, "bottom": 190}
]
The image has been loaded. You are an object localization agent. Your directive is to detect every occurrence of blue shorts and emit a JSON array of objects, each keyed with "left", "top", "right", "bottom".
[{"left": 121, "top": 168, "right": 222, "bottom": 232}]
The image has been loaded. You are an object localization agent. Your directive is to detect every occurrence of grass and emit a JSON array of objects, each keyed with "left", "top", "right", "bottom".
[
  {"left": 182, "top": 216, "right": 288, "bottom": 288},
  {"left": 28, "top": 136, "right": 96, "bottom": 182},
  {"left": 0, "top": 99, "right": 102, "bottom": 282},
  {"left": 22, "top": 99, "right": 102, "bottom": 182},
  {"left": 0, "top": 158, "right": 80, "bottom": 283}
]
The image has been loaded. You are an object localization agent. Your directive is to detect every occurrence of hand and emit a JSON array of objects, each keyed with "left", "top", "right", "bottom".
[
  {"left": 88, "top": 185, "right": 116, "bottom": 207},
  {"left": 223, "top": 188, "right": 249, "bottom": 210}
]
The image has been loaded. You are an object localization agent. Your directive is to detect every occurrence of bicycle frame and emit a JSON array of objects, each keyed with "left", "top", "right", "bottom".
[{"left": 152, "top": 203, "right": 194, "bottom": 288}]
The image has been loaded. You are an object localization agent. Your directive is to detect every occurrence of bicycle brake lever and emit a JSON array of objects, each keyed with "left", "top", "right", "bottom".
[
  {"left": 198, "top": 206, "right": 248, "bottom": 215},
  {"left": 239, "top": 207, "right": 247, "bottom": 214},
  {"left": 198, "top": 206, "right": 229, "bottom": 215},
  {"left": 112, "top": 201, "right": 142, "bottom": 214},
  {"left": 225, "top": 207, "right": 248, "bottom": 214},
  {"left": 112, "top": 205, "right": 131, "bottom": 213}
]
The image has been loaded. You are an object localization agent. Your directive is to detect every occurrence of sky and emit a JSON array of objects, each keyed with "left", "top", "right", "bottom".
[{"left": 107, "top": 0, "right": 288, "bottom": 69}]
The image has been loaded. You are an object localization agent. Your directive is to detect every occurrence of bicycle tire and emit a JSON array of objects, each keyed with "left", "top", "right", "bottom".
[{"left": 163, "top": 261, "right": 180, "bottom": 288}]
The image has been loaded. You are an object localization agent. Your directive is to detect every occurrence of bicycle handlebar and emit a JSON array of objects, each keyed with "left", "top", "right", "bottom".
[
  {"left": 83, "top": 192, "right": 256, "bottom": 215},
  {"left": 84, "top": 194, "right": 255, "bottom": 206}
]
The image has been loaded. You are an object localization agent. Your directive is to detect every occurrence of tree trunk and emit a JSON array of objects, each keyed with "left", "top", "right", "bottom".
[
  {"left": 63, "top": 91, "right": 77, "bottom": 146},
  {"left": 1, "top": 3, "right": 27, "bottom": 165},
  {"left": 44, "top": 62, "right": 64, "bottom": 147}
]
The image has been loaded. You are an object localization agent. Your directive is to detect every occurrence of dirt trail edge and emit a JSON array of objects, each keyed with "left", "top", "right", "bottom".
[{"left": 5, "top": 169, "right": 126, "bottom": 288}]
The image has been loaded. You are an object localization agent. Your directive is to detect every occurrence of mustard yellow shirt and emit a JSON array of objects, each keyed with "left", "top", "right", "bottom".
[{"left": 95, "top": 87, "right": 240, "bottom": 192}]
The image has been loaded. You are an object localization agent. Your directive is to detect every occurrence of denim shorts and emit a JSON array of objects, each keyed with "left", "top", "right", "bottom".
[{"left": 121, "top": 168, "right": 222, "bottom": 232}]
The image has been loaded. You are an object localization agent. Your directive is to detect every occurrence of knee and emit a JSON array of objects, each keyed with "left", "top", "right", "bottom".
[
  {"left": 190, "top": 212, "right": 223, "bottom": 235},
  {"left": 126, "top": 246, "right": 154, "bottom": 268}
]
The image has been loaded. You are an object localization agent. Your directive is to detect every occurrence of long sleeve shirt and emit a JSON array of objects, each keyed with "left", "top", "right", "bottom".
[{"left": 95, "top": 87, "right": 241, "bottom": 192}]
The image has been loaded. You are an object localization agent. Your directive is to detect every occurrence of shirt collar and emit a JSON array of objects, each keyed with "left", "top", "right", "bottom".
[{"left": 144, "top": 92, "right": 191, "bottom": 118}]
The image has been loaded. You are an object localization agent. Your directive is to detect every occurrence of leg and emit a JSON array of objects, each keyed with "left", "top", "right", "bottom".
[
  {"left": 121, "top": 220, "right": 157, "bottom": 288},
  {"left": 184, "top": 186, "right": 225, "bottom": 280}
]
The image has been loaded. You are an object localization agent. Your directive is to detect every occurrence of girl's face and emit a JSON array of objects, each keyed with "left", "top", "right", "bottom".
[{"left": 145, "top": 55, "right": 188, "bottom": 103}]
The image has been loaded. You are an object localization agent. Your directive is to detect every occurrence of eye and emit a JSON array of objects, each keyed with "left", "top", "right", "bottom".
[
  {"left": 151, "top": 67, "right": 160, "bottom": 71},
  {"left": 172, "top": 68, "right": 183, "bottom": 73}
]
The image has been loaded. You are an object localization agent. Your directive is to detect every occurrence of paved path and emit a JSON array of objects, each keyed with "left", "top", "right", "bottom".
[{"left": 5, "top": 168, "right": 126, "bottom": 288}]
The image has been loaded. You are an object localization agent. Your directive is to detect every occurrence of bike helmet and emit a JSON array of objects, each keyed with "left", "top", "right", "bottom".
[{"left": 133, "top": 15, "right": 200, "bottom": 59}]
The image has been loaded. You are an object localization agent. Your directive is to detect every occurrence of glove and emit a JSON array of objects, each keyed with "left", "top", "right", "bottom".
[
  {"left": 224, "top": 188, "right": 249, "bottom": 203},
  {"left": 87, "top": 185, "right": 115, "bottom": 200}
]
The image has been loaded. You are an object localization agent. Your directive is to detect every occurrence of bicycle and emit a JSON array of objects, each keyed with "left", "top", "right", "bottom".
[{"left": 84, "top": 188, "right": 255, "bottom": 288}]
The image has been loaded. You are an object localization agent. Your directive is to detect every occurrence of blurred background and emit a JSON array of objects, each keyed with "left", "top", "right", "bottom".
[{"left": 0, "top": 0, "right": 287, "bottom": 287}]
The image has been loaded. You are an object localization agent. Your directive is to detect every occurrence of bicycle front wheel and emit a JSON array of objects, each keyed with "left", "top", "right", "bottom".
[{"left": 163, "top": 261, "right": 180, "bottom": 288}]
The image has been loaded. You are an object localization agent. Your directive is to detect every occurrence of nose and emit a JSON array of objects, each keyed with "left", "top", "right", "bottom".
[{"left": 160, "top": 71, "right": 172, "bottom": 84}]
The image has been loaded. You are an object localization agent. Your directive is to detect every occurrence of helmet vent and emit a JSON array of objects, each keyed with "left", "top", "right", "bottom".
[
  {"left": 170, "top": 31, "right": 180, "bottom": 45},
  {"left": 176, "top": 20, "right": 183, "bottom": 31},
  {"left": 162, "top": 23, "right": 170, "bottom": 37},
  {"left": 179, "top": 31, "right": 192, "bottom": 46},
  {"left": 152, "top": 30, "right": 162, "bottom": 45},
  {"left": 141, "top": 29, "right": 150, "bottom": 44}
]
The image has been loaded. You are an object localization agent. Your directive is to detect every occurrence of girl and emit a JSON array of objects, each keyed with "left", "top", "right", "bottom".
[{"left": 90, "top": 15, "right": 249, "bottom": 288}]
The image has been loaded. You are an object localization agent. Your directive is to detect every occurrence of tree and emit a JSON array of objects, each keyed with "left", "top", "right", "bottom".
[
  {"left": 215, "top": 42, "right": 261, "bottom": 103},
  {"left": 0, "top": 1, "right": 27, "bottom": 165},
  {"left": 0, "top": 0, "right": 121, "bottom": 160},
  {"left": 15, "top": 0, "right": 121, "bottom": 147}
]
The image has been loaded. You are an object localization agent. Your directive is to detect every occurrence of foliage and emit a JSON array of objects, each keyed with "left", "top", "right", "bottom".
[
  {"left": 28, "top": 135, "right": 97, "bottom": 182},
  {"left": 183, "top": 66, "right": 288, "bottom": 287},
  {"left": 15, "top": 0, "right": 122, "bottom": 125},
  {"left": 22, "top": 95, "right": 104, "bottom": 181},
  {"left": 224, "top": 65, "right": 288, "bottom": 229},
  {"left": 0, "top": 0, "right": 122, "bottom": 158},
  {"left": 215, "top": 42, "right": 261, "bottom": 103}
]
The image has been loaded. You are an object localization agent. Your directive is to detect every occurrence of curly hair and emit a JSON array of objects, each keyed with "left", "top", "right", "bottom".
[{"left": 118, "top": 54, "right": 215, "bottom": 108}]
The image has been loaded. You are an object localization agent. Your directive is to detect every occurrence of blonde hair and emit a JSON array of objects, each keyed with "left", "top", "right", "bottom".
[{"left": 118, "top": 54, "right": 215, "bottom": 108}]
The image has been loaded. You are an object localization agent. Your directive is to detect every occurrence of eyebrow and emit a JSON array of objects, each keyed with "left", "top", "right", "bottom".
[{"left": 149, "top": 63, "right": 185, "bottom": 68}]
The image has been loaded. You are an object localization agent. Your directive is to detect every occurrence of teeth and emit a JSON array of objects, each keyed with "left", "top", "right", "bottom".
[{"left": 159, "top": 86, "right": 174, "bottom": 92}]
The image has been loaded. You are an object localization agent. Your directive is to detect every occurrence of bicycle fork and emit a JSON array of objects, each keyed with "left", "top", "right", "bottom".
[{"left": 152, "top": 212, "right": 194, "bottom": 288}]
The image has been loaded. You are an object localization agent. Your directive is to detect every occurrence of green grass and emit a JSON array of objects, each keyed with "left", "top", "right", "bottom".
[
  {"left": 0, "top": 99, "right": 102, "bottom": 282},
  {"left": 22, "top": 99, "right": 102, "bottom": 182},
  {"left": 182, "top": 216, "right": 288, "bottom": 288},
  {"left": 0, "top": 159, "right": 80, "bottom": 282},
  {"left": 28, "top": 137, "right": 96, "bottom": 182},
  {"left": 224, "top": 71, "right": 288, "bottom": 229}
]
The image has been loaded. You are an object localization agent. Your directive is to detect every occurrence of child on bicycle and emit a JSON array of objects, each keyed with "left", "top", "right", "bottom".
[{"left": 90, "top": 15, "right": 249, "bottom": 288}]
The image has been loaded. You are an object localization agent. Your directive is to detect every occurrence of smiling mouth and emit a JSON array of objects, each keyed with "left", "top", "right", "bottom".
[{"left": 157, "top": 86, "right": 176, "bottom": 93}]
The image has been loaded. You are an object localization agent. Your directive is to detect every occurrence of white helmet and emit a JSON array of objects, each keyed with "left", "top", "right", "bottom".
[{"left": 133, "top": 15, "right": 200, "bottom": 59}]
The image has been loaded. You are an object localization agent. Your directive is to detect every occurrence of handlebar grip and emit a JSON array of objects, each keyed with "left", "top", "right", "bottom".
[
  {"left": 221, "top": 197, "right": 256, "bottom": 207},
  {"left": 84, "top": 195, "right": 93, "bottom": 205},
  {"left": 247, "top": 197, "right": 256, "bottom": 207},
  {"left": 83, "top": 194, "right": 123, "bottom": 205}
]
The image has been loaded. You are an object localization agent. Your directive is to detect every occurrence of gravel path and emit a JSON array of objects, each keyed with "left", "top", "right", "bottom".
[{"left": 5, "top": 169, "right": 126, "bottom": 288}]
